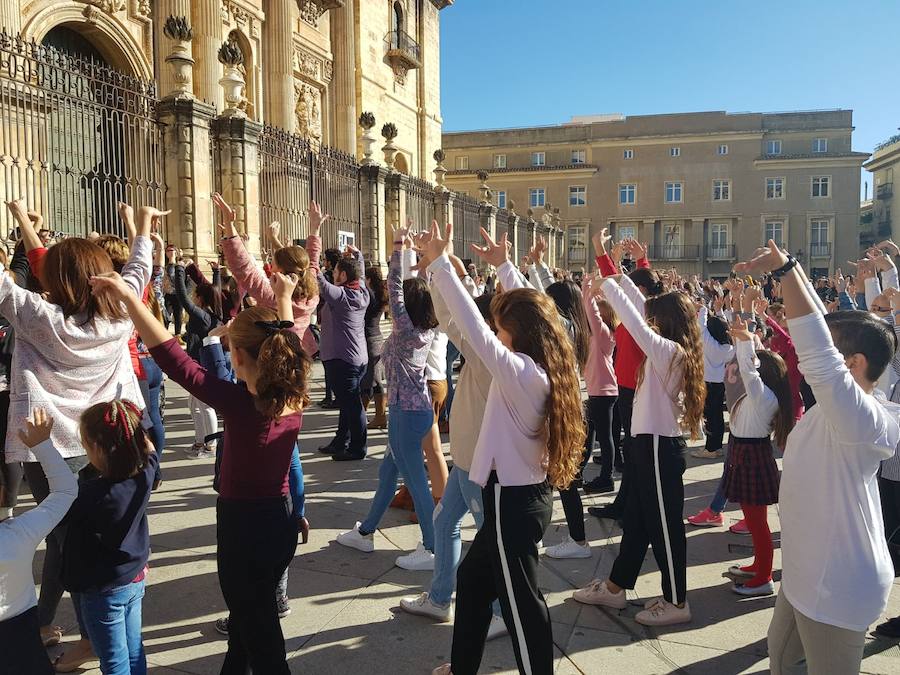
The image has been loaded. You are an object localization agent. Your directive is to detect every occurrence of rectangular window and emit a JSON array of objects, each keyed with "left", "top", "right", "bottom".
[
  {"left": 766, "top": 139, "right": 782, "bottom": 155},
  {"left": 810, "top": 219, "right": 829, "bottom": 251},
  {"left": 670, "top": 146, "right": 681, "bottom": 157},
  {"left": 569, "top": 185, "right": 587, "bottom": 207},
  {"left": 568, "top": 226, "right": 587, "bottom": 263},
  {"left": 496, "top": 190, "right": 507, "bottom": 209},
  {"left": 531, "top": 151, "right": 545, "bottom": 167},
  {"left": 765, "top": 221, "right": 784, "bottom": 247},
  {"left": 665, "top": 181, "right": 683, "bottom": 203},
  {"left": 455, "top": 156, "right": 469, "bottom": 170},
  {"left": 663, "top": 223, "right": 681, "bottom": 257},
  {"left": 717, "top": 144, "right": 728, "bottom": 155},
  {"left": 493, "top": 154, "right": 507, "bottom": 169},
  {"left": 813, "top": 138, "right": 828, "bottom": 153},
  {"left": 812, "top": 176, "right": 830, "bottom": 198},
  {"left": 617, "top": 225, "right": 636, "bottom": 241},
  {"left": 766, "top": 177, "right": 785, "bottom": 199},
  {"left": 571, "top": 149, "right": 586, "bottom": 165},
  {"left": 709, "top": 223, "right": 729, "bottom": 257},
  {"left": 623, "top": 148, "right": 634, "bottom": 160},
  {"left": 619, "top": 183, "right": 636, "bottom": 205},
  {"left": 712, "top": 179, "right": 731, "bottom": 201},
  {"left": 529, "top": 188, "right": 545, "bottom": 208}
]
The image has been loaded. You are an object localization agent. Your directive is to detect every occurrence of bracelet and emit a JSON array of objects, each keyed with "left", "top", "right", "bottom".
[
  {"left": 771, "top": 254, "right": 797, "bottom": 279},
  {"left": 222, "top": 234, "right": 238, "bottom": 240},
  {"left": 393, "top": 240, "right": 403, "bottom": 245}
]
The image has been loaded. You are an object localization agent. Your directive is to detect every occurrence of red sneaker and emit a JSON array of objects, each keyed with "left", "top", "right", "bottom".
[
  {"left": 687, "top": 508, "right": 724, "bottom": 527},
  {"left": 729, "top": 519, "right": 750, "bottom": 535}
]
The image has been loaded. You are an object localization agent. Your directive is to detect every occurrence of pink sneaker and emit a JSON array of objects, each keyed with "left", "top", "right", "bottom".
[
  {"left": 687, "top": 508, "right": 724, "bottom": 527},
  {"left": 729, "top": 519, "right": 750, "bottom": 535}
]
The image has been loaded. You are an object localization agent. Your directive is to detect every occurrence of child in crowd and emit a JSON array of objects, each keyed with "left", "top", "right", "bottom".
[
  {"left": 574, "top": 268, "right": 705, "bottom": 627},
  {"left": 736, "top": 241, "right": 899, "bottom": 673},
  {"left": 723, "top": 317, "right": 794, "bottom": 596},
  {"left": 0, "top": 408, "right": 77, "bottom": 675},
  {"left": 90, "top": 268, "right": 311, "bottom": 675},
  {"left": 691, "top": 305, "right": 733, "bottom": 460},
  {"left": 336, "top": 226, "right": 437, "bottom": 570},
  {"left": 61, "top": 400, "right": 157, "bottom": 675},
  {"left": 421, "top": 223, "right": 585, "bottom": 675}
]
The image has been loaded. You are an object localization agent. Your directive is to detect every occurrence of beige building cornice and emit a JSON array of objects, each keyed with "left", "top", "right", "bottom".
[
  {"left": 753, "top": 153, "right": 869, "bottom": 170},
  {"left": 864, "top": 142, "right": 900, "bottom": 172}
]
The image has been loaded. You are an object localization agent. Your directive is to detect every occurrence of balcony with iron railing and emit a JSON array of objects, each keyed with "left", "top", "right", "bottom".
[
  {"left": 877, "top": 183, "right": 893, "bottom": 200},
  {"left": 878, "top": 219, "right": 893, "bottom": 237},
  {"left": 648, "top": 244, "right": 700, "bottom": 261},
  {"left": 706, "top": 244, "right": 736, "bottom": 261},
  {"left": 809, "top": 242, "right": 832, "bottom": 258},
  {"left": 385, "top": 30, "right": 422, "bottom": 70}
]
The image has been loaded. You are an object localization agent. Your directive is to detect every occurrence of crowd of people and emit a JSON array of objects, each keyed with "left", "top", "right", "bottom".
[{"left": 0, "top": 192, "right": 898, "bottom": 675}]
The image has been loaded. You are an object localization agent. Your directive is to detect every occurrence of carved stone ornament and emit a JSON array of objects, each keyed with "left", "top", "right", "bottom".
[
  {"left": 222, "top": 0, "right": 251, "bottom": 26},
  {"left": 82, "top": 0, "right": 126, "bottom": 13},
  {"left": 293, "top": 45, "right": 322, "bottom": 81},
  {"left": 136, "top": 0, "right": 152, "bottom": 18},
  {"left": 297, "top": 0, "right": 344, "bottom": 27},
  {"left": 294, "top": 82, "right": 322, "bottom": 146}
]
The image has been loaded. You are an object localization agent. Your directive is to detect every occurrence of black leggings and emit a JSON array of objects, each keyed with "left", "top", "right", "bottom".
[
  {"left": 610, "top": 387, "right": 635, "bottom": 514},
  {"left": 217, "top": 497, "right": 297, "bottom": 675},
  {"left": 703, "top": 381, "right": 726, "bottom": 451},
  {"left": 0, "top": 607, "right": 53, "bottom": 675}
]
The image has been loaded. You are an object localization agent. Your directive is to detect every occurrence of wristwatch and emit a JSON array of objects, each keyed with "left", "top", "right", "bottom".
[{"left": 771, "top": 254, "right": 797, "bottom": 279}]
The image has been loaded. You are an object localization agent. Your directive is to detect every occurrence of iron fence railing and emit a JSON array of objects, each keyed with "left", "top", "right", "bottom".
[
  {"left": 403, "top": 174, "right": 435, "bottom": 232},
  {"left": 0, "top": 30, "right": 166, "bottom": 244},
  {"left": 385, "top": 29, "right": 421, "bottom": 62},
  {"left": 451, "top": 192, "right": 481, "bottom": 260},
  {"left": 648, "top": 244, "right": 701, "bottom": 260},
  {"left": 809, "top": 242, "right": 832, "bottom": 258},
  {"left": 706, "top": 244, "right": 736, "bottom": 260}
]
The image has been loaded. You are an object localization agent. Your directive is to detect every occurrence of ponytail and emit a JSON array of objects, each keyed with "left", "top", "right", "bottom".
[{"left": 273, "top": 245, "right": 318, "bottom": 302}]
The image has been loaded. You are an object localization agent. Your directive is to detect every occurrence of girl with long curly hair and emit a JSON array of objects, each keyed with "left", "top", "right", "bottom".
[
  {"left": 420, "top": 224, "right": 584, "bottom": 675},
  {"left": 573, "top": 272, "right": 704, "bottom": 627}
]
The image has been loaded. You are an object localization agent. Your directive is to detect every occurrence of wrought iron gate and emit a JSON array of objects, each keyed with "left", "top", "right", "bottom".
[{"left": 0, "top": 31, "right": 166, "bottom": 244}]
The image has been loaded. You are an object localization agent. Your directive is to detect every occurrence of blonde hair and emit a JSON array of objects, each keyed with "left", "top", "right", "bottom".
[
  {"left": 491, "top": 289, "right": 586, "bottom": 489},
  {"left": 273, "top": 246, "right": 318, "bottom": 302}
]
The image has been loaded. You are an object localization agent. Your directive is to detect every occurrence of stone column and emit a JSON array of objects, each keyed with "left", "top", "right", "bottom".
[
  {"left": 212, "top": 115, "right": 263, "bottom": 254},
  {"left": 479, "top": 203, "right": 496, "bottom": 242},
  {"left": 263, "top": 0, "right": 296, "bottom": 131},
  {"left": 157, "top": 97, "right": 217, "bottom": 258},
  {"left": 154, "top": 1, "right": 192, "bottom": 97},
  {"left": 329, "top": 1, "right": 357, "bottom": 154},
  {"left": 507, "top": 212, "right": 520, "bottom": 264},
  {"left": 0, "top": 0, "right": 21, "bottom": 35},
  {"left": 192, "top": 0, "right": 223, "bottom": 110},
  {"left": 360, "top": 165, "right": 389, "bottom": 270}
]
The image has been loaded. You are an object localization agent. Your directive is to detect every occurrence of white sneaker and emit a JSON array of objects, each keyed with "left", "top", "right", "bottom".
[
  {"left": 732, "top": 580, "right": 775, "bottom": 597},
  {"left": 544, "top": 536, "right": 591, "bottom": 559},
  {"left": 486, "top": 614, "right": 508, "bottom": 641},
  {"left": 572, "top": 580, "right": 627, "bottom": 609},
  {"left": 689, "top": 448, "right": 721, "bottom": 460},
  {"left": 395, "top": 542, "right": 435, "bottom": 571},
  {"left": 635, "top": 599, "right": 692, "bottom": 626},
  {"left": 399, "top": 592, "right": 452, "bottom": 622},
  {"left": 432, "top": 665, "right": 452, "bottom": 675},
  {"left": 336, "top": 522, "right": 374, "bottom": 553},
  {"left": 186, "top": 443, "right": 215, "bottom": 459}
]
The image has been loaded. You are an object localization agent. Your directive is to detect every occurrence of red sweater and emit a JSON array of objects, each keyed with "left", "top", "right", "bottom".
[
  {"left": 765, "top": 315, "right": 804, "bottom": 421},
  {"left": 597, "top": 254, "right": 650, "bottom": 390}
]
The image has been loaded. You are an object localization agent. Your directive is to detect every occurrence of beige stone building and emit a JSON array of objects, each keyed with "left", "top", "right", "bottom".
[
  {"left": 443, "top": 110, "right": 868, "bottom": 279},
  {"left": 0, "top": 0, "right": 450, "bottom": 259},
  {"left": 863, "top": 133, "right": 899, "bottom": 248}
]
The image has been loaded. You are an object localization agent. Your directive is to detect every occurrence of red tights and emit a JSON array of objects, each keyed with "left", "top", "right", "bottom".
[{"left": 739, "top": 503, "right": 773, "bottom": 586}]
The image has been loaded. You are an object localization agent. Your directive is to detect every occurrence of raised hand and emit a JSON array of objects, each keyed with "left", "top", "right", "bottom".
[
  {"left": 309, "top": 201, "right": 328, "bottom": 237},
  {"left": 529, "top": 235, "right": 547, "bottom": 264},
  {"left": 424, "top": 220, "right": 452, "bottom": 263},
  {"left": 878, "top": 239, "right": 900, "bottom": 258},
  {"left": 88, "top": 272, "right": 132, "bottom": 301},
  {"left": 391, "top": 223, "right": 412, "bottom": 250},
  {"left": 610, "top": 241, "right": 625, "bottom": 266},
  {"left": 272, "top": 271, "right": 300, "bottom": 298},
  {"left": 733, "top": 240, "right": 788, "bottom": 276},
  {"left": 753, "top": 297, "right": 769, "bottom": 317},
  {"left": 18, "top": 407, "right": 54, "bottom": 448},
  {"left": 268, "top": 221, "right": 284, "bottom": 250},
  {"left": 728, "top": 315, "right": 753, "bottom": 342},
  {"left": 470, "top": 227, "right": 510, "bottom": 268},
  {"left": 592, "top": 227, "right": 611, "bottom": 256}
]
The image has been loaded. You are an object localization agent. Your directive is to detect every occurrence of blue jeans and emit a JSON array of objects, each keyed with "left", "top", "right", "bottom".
[
  {"left": 325, "top": 359, "right": 368, "bottom": 455},
  {"left": 76, "top": 580, "right": 146, "bottom": 675},
  {"left": 361, "top": 409, "right": 434, "bottom": 550},
  {"left": 139, "top": 357, "right": 165, "bottom": 482},
  {"left": 429, "top": 466, "right": 501, "bottom": 616},
  {"left": 442, "top": 341, "right": 460, "bottom": 422}
]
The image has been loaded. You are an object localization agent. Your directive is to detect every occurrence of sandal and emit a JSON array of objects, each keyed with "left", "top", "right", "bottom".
[
  {"left": 53, "top": 639, "right": 97, "bottom": 673},
  {"left": 40, "top": 625, "right": 63, "bottom": 647}
]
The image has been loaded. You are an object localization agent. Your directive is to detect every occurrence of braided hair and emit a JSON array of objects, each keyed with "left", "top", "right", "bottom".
[{"left": 80, "top": 399, "right": 153, "bottom": 481}]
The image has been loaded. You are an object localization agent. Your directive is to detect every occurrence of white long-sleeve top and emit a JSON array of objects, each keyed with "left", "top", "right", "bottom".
[
  {"left": 428, "top": 254, "right": 549, "bottom": 487},
  {"left": 0, "top": 236, "right": 151, "bottom": 462},
  {"left": 780, "top": 311, "right": 900, "bottom": 632},
  {"left": 0, "top": 439, "right": 77, "bottom": 622},
  {"left": 698, "top": 307, "right": 734, "bottom": 384},
  {"left": 600, "top": 275, "right": 684, "bottom": 438},
  {"left": 729, "top": 340, "right": 779, "bottom": 438},
  {"left": 425, "top": 330, "right": 448, "bottom": 381}
]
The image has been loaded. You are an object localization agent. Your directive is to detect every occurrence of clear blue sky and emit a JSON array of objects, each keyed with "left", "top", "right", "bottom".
[{"left": 440, "top": 0, "right": 899, "bottom": 195}]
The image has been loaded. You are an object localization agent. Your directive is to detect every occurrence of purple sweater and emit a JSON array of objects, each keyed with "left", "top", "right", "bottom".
[
  {"left": 382, "top": 251, "right": 433, "bottom": 411},
  {"left": 317, "top": 250, "right": 369, "bottom": 366}
]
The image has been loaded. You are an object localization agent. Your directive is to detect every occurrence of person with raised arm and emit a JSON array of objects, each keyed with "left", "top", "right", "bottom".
[{"left": 734, "top": 241, "right": 899, "bottom": 673}]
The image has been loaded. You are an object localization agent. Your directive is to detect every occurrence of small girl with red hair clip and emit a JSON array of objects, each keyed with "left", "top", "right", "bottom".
[{"left": 58, "top": 398, "right": 156, "bottom": 675}]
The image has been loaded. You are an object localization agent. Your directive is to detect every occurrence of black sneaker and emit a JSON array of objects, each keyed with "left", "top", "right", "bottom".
[
  {"left": 277, "top": 597, "right": 292, "bottom": 619},
  {"left": 588, "top": 505, "right": 622, "bottom": 521},
  {"left": 591, "top": 454, "right": 603, "bottom": 465},
  {"left": 318, "top": 444, "right": 339, "bottom": 455},
  {"left": 318, "top": 398, "right": 338, "bottom": 409},
  {"left": 583, "top": 476, "right": 615, "bottom": 495},
  {"left": 332, "top": 449, "right": 366, "bottom": 462},
  {"left": 215, "top": 616, "right": 229, "bottom": 635},
  {"left": 874, "top": 616, "right": 900, "bottom": 639}
]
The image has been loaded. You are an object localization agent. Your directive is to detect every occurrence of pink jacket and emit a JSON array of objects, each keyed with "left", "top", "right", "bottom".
[
  {"left": 222, "top": 234, "right": 320, "bottom": 356},
  {"left": 582, "top": 275, "right": 618, "bottom": 397}
]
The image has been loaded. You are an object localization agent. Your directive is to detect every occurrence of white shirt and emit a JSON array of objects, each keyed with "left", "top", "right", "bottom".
[
  {"left": 425, "top": 329, "right": 448, "bottom": 381},
  {"left": 729, "top": 340, "right": 779, "bottom": 438},
  {"left": 780, "top": 312, "right": 899, "bottom": 632},
  {"left": 698, "top": 307, "right": 734, "bottom": 384},
  {"left": 428, "top": 255, "right": 549, "bottom": 487},
  {"left": 0, "top": 439, "right": 77, "bottom": 622},
  {"left": 601, "top": 276, "right": 684, "bottom": 438}
]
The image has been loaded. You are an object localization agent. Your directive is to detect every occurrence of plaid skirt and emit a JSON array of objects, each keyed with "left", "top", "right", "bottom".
[{"left": 722, "top": 436, "right": 780, "bottom": 505}]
